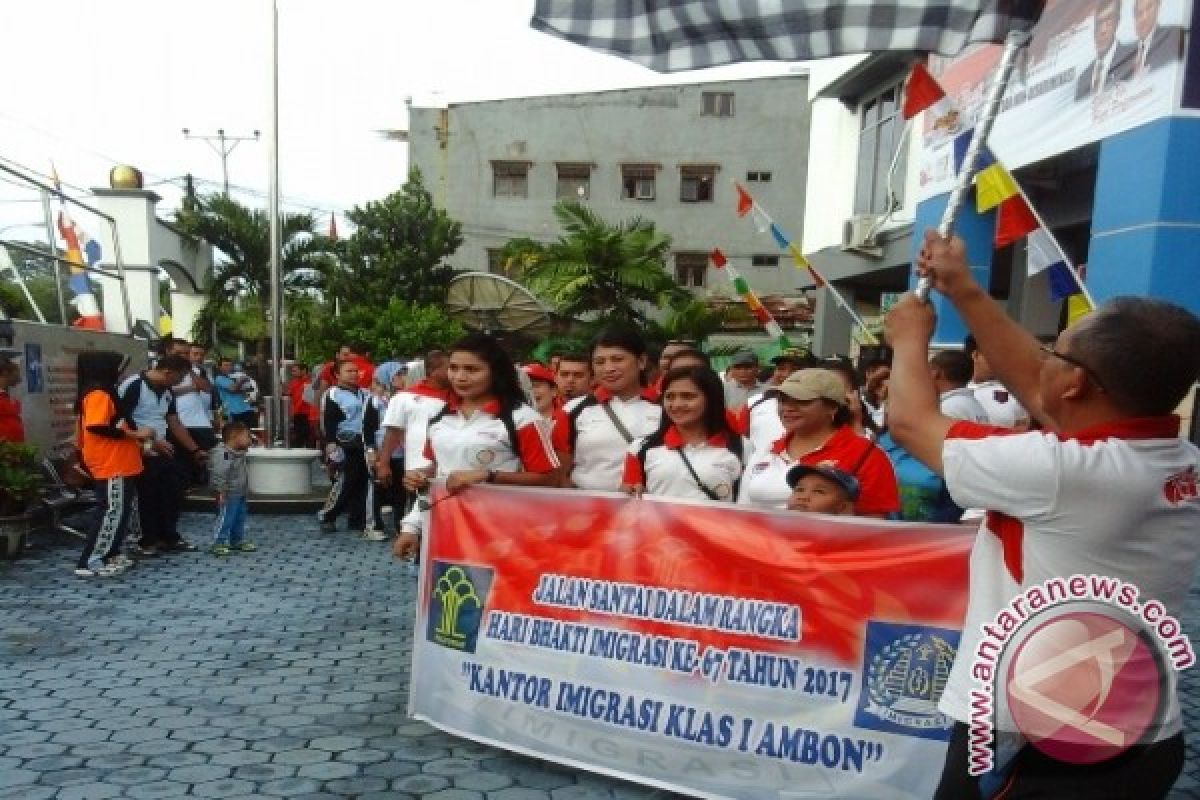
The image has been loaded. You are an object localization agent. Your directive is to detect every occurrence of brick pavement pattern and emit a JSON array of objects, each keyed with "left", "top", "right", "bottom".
[
  {"left": 0, "top": 515, "right": 673, "bottom": 800},
  {"left": 1, "top": 513, "right": 1197, "bottom": 799}
]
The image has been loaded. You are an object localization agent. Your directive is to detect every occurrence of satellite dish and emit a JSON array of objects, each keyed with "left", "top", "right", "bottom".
[{"left": 444, "top": 272, "right": 553, "bottom": 338}]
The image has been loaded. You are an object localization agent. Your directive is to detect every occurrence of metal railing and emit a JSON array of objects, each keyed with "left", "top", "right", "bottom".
[{"left": 0, "top": 160, "right": 133, "bottom": 332}]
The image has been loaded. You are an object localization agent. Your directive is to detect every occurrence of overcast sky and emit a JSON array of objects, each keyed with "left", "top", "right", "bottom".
[{"left": 0, "top": 0, "right": 795, "bottom": 236}]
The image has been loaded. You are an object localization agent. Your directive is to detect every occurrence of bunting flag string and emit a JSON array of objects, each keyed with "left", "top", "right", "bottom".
[
  {"left": 50, "top": 163, "right": 106, "bottom": 330},
  {"left": 903, "top": 65, "right": 1096, "bottom": 312},
  {"left": 710, "top": 248, "right": 792, "bottom": 347},
  {"left": 730, "top": 182, "right": 878, "bottom": 345}
]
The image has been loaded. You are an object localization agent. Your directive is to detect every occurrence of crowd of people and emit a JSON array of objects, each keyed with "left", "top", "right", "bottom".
[
  {"left": 60, "top": 227, "right": 1200, "bottom": 796},
  {"left": 72, "top": 338, "right": 259, "bottom": 576}
]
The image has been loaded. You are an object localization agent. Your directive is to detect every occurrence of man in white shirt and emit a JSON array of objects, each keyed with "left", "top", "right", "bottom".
[
  {"left": 377, "top": 351, "right": 450, "bottom": 534},
  {"left": 887, "top": 230, "right": 1200, "bottom": 800},
  {"left": 966, "top": 334, "right": 1029, "bottom": 429},
  {"left": 930, "top": 350, "right": 989, "bottom": 423},
  {"left": 723, "top": 350, "right": 763, "bottom": 411},
  {"left": 172, "top": 343, "right": 217, "bottom": 451}
]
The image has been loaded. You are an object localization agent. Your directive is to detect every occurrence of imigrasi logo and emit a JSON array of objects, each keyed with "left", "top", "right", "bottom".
[{"left": 968, "top": 575, "right": 1193, "bottom": 775}]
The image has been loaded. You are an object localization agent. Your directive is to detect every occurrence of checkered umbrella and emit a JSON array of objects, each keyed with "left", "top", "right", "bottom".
[{"left": 531, "top": 1, "right": 1042, "bottom": 72}]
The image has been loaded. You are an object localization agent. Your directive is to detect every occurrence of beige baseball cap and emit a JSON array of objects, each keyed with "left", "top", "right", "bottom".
[{"left": 770, "top": 368, "right": 846, "bottom": 405}]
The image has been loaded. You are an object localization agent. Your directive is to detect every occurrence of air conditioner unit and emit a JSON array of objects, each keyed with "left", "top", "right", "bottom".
[
  {"left": 842, "top": 214, "right": 878, "bottom": 248},
  {"left": 841, "top": 214, "right": 883, "bottom": 255}
]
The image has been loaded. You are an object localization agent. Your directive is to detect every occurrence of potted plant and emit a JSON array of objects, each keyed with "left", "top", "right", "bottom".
[{"left": 0, "top": 442, "right": 41, "bottom": 559}]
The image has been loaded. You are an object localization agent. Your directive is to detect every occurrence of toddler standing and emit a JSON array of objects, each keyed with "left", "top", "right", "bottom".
[{"left": 209, "top": 421, "right": 257, "bottom": 555}]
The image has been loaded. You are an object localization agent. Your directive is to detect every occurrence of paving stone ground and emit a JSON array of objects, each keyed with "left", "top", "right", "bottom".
[
  {"left": 2, "top": 512, "right": 1198, "bottom": 799},
  {"left": 0, "top": 514, "right": 673, "bottom": 800}
]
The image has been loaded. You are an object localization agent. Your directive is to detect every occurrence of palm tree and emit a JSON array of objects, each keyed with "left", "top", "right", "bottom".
[
  {"left": 662, "top": 298, "right": 727, "bottom": 346},
  {"left": 514, "top": 201, "right": 681, "bottom": 327},
  {"left": 175, "top": 193, "right": 332, "bottom": 370}
]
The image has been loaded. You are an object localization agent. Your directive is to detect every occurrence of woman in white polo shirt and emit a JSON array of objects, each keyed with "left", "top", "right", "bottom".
[
  {"left": 738, "top": 369, "right": 899, "bottom": 517},
  {"left": 555, "top": 328, "right": 662, "bottom": 491},
  {"left": 620, "top": 365, "right": 747, "bottom": 502},
  {"left": 393, "top": 334, "right": 558, "bottom": 560}
]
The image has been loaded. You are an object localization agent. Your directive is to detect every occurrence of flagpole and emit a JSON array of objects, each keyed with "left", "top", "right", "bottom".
[
  {"left": 39, "top": 190, "right": 67, "bottom": 323},
  {"left": 915, "top": 29, "right": 1031, "bottom": 302},
  {"left": 267, "top": 0, "right": 285, "bottom": 446}
]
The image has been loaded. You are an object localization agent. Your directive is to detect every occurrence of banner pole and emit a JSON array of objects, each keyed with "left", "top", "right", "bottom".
[{"left": 915, "top": 29, "right": 1031, "bottom": 302}]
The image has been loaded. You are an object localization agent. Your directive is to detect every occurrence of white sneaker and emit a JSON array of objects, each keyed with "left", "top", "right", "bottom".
[
  {"left": 361, "top": 528, "right": 387, "bottom": 541},
  {"left": 74, "top": 564, "right": 121, "bottom": 578}
]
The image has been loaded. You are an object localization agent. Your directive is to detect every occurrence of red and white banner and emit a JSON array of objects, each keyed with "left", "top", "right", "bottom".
[{"left": 411, "top": 486, "right": 974, "bottom": 799}]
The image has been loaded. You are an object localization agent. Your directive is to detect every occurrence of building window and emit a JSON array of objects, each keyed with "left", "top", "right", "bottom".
[
  {"left": 621, "top": 164, "right": 657, "bottom": 201},
  {"left": 556, "top": 163, "right": 592, "bottom": 200},
  {"left": 747, "top": 171, "right": 773, "bottom": 182},
  {"left": 855, "top": 81, "right": 906, "bottom": 215},
  {"left": 486, "top": 248, "right": 505, "bottom": 274},
  {"left": 680, "top": 165, "right": 717, "bottom": 203},
  {"left": 674, "top": 252, "right": 708, "bottom": 288},
  {"left": 492, "top": 161, "right": 529, "bottom": 198},
  {"left": 702, "top": 92, "right": 735, "bottom": 117},
  {"left": 751, "top": 255, "right": 779, "bottom": 267}
]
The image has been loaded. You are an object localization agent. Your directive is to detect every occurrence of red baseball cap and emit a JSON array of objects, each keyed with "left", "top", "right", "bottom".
[{"left": 523, "top": 363, "right": 556, "bottom": 385}]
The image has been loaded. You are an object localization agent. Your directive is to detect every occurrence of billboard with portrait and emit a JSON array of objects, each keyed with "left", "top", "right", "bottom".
[{"left": 918, "top": 0, "right": 1191, "bottom": 200}]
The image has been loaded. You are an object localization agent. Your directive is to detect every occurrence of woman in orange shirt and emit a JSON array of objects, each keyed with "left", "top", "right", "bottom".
[{"left": 75, "top": 352, "right": 154, "bottom": 578}]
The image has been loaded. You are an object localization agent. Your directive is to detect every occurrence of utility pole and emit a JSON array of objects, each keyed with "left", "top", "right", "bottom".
[{"left": 182, "top": 128, "right": 260, "bottom": 195}]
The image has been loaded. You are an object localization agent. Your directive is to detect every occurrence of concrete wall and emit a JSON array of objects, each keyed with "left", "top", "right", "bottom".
[
  {"left": 10, "top": 321, "right": 147, "bottom": 454},
  {"left": 801, "top": 56, "right": 923, "bottom": 255},
  {"left": 88, "top": 188, "right": 212, "bottom": 337},
  {"left": 409, "top": 75, "right": 813, "bottom": 298}
]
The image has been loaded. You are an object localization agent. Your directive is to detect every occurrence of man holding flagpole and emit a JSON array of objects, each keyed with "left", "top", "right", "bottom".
[{"left": 886, "top": 230, "right": 1200, "bottom": 799}]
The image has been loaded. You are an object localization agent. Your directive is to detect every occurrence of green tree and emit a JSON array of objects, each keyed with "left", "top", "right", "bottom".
[
  {"left": 309, "top": 300, "right": 464, "bottom": 364},
  {"left": 0, "top": 242, "right": 70, "bottom": 324},
  {"left": 513, "top": 201, "right": 680, "bottom": 327},
  {"left": 173, "top": 193, "right": 331, "bottom": 369},
  {"left": 334, "top": 169, "right": 462, "bottom": 308},
  {"left": 662, "top": 298, "right": 727, "bottom": 346}
]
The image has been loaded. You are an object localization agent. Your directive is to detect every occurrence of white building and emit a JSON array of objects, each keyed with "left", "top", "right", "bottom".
[
  {"left": 798, "top": 54, "right": 921, "bottom": 355},
  {"left": 405, "top": 75, "right": 815, "bottom": 315}
]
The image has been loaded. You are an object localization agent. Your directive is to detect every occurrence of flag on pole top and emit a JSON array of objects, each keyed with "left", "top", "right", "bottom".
[
  {"left": 530, "top": 2, "right": 1044, "bottom": 73},
  {"left": 735, "top": 184, "right": 753, "bottom": 217},
  {"left": 994, "top": 195, "right": 1039, "bottom": 248},
  {"left": 709, "top": 248, "right": 727, "bottom": 268}
]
